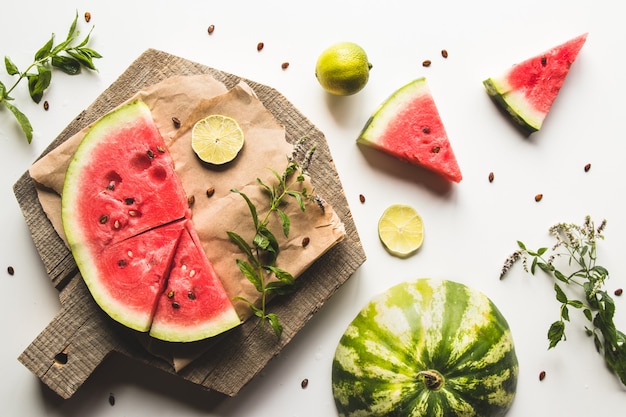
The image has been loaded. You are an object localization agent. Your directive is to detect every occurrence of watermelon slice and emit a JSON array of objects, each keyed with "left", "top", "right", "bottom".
[
  {"left": 483, "top": 33, "right": 588, "bottom": 135},
  {"left": 150, "top": 223, "right": 241, "bottom": 342},
  {"left": 357, "top": 77, "right": 462, "bottom": 183},
  {"left": 62, "top": 100, "right": 240, "bottom": 342}
]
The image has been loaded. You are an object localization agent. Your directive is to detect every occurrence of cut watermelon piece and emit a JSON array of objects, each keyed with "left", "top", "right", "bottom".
[
  {"left": 483, "top": 33, "right": 587, "bottom": 135},
  {"left": 357, "top": 77, "right": 462, "bottom": 183},
  {"left": 150, "top": 223, "right": 241, "bottom": 342},
  {"left": 62, "top": 100, "right": 240, "bottom": 342}
]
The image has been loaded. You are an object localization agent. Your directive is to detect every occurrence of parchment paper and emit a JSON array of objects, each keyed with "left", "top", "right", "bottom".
[{"left": 28, "top": 74, "right": 345, "bottom": 369}]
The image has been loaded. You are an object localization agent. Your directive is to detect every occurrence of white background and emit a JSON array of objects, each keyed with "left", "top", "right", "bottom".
[{"left": 2, "top": 1, "right": 625, "bottom": 415}]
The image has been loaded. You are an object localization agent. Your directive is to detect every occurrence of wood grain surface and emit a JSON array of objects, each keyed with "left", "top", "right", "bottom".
[{"left": 13, "top": 49, "right": 366, "bottom": 399}]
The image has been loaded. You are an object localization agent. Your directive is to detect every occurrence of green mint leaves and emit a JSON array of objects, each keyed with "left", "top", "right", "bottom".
[
  {"left": 227, "top": 139, "right": 320, "bottom": 338},
  {"left": 501, "top": 216, "right": 626, "bottom": 386},
  {"left": 1, "top": 11, "right": 102, "bottom": 143}
]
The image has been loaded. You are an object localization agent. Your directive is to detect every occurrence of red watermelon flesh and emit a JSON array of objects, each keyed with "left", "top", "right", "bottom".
[
  {"left": 96, "top": 220, "right": 185, "bottom": 332},
  {"left": 483, "top": 33, "right": 587, "bottom": 134},
  {"left": 62, "top": 100, "right": 240, "bottom": 342},
  {"left": 357, "top": 77, "right": 462, "bottom": 183},
  {"left": 150, "top": 223, "right": 241, "bottom": 342}
]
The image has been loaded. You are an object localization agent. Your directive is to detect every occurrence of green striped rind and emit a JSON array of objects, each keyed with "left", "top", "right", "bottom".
[
  {"left": 332, "top": 278, "right": 518, "bottom": 417},
  {"left": 483, "top": 78, "right": 543, "bottom": 136}
]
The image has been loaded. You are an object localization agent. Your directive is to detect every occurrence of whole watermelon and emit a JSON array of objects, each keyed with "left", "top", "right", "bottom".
[{"left": 332, "top": 278, "right": 518, "bottom": 417}]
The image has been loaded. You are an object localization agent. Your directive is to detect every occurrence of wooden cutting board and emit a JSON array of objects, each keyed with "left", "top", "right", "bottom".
[{"left": 13, "top": 49, "right": 366, "bottom": 399}]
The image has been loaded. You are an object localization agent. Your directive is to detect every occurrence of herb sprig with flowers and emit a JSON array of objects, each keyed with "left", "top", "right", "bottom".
[
  {"left": 227, "top": 138, "right": 323, "bottom": 337},
  {"left": 500, "top": 216, "right": 626, "bottom": 386},
  {"left": 1, "top": 11, "right": 102, "bottom": 143}
]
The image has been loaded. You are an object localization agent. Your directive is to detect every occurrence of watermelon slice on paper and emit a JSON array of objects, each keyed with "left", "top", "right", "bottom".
[
  {"left": 62, "top": 100, "right": 241, "bottom": 342},
  {"left": 483, "top": 33, "right": 588, "bottom": 135},
  {"left": 357, "top": 77, "right": 462, "bottom": 183}
]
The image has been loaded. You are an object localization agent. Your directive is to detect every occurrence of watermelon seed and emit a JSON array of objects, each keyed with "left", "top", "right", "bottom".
[
  {"left": 584, "top": 163, "right": 591, "bottom": 172},
  {"left": 128, "top": 210, "right": 140, "bottom": 217},
  {"left": 206, "top": 187, "right": 215, "bottom": 197},
  {"left": 207, "top": 24, "right": 215, "bottom": 35},
  {"left": 281, "top": 62, "right": 290, "bottom": 70},
  {"left": 535, "top": 194, "right": 543, "bottom": 202},
  {"left": 189, "top": 269, "right": 196, "bottom": 277},
  {"left": 422, "top": 127, "right": 430, "bottom": 134},
  {"left": 43, "top": 101, "right": 49, "bottom": 111},
  {"left": 7, "top": 266, "right": 14, "bottom": 275},
  {"left": 188, "top": 195, "right": 196, "bottom": 207},
  {"left": 422, "top": 60, "right": 432, "bottom": 67},
  {"left": 113, "top": 220, "right": 121, "bottom": 229},
  {"left": 124, "top": 197, "right": 135, "bottom": 205},
  {"left": 539, "top": 370, "right": 546, "bottom": 381},
  {"left": 257, "top": 42, "right": 264, "bottom": 52},
  {"left": 302, "top": 236, "right": 310, "bottom": 247},
  {"left": 441, "top": 49, "right": 448, "bottom": 58},
  {"left": 172, "top": 301, "right": 181, "bottom": 309},
  {"left": 157, "top": 145, "right": 166, "bottom": 153},
  {"left": 108, "top": 393, "right": 115, "bottom": 406},
  {"left": 187, "top": 291, "right": 196, "bottom": 300},
  {"left": 167, "top": 290, "right": 175, "bottom": 298},
  {"left": 431, "top": 146, "right": 440, "bottom": 153},
  {"left": 99, "top": 215, "right": 109, "bottom": 224},
  {"left": 541, "top": 56, "right": 547, "bottom": 66},
  {"left": 359, "top": 194, "right": 365, "bottom": 203},
  {"left": 301, "top": 378, "right": 309, "bottom": 389},
  {"left": 171, "top": 117, "right": 181, "bottom": 128},
  {"left": 615, "top": 288, "right": 623, "bottom": 296},
  {"left": 147, "top": 149, "right": 155, "bottom": 159},
  {"left": 106, "top": 181, "right": 115, "bottom": 191},
  {"left": 84, "top": 12, "right": 91, "bottom": 23},
  {"left": 488, "top": 172, "right": 495, "bottom": 183},
  {"left": 117, "top": 259, "right": 127, "bottom": 268}
]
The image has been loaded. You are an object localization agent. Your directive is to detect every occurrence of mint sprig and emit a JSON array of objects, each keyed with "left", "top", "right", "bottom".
[
  {"left": 500, "top": 216, "right": 626, "bottom": 385},
  {"left": 1, "top": 11, "right": 102, "bottom": 143},
  {"left": 227, "top": 139, "right": 321, "bottom": 338}
]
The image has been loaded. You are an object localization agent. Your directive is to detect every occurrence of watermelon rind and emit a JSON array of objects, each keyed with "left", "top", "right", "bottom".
[
  {"left": 332, "top": 278, "right": 518, "bottom": 417},
  {"left": 483, "top": 77, "right": 544, "bottom": 135}
]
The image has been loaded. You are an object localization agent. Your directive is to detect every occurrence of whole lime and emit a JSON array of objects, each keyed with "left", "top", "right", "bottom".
[{"left": 315, "top": 42, "right": 372, "bottom": 96}]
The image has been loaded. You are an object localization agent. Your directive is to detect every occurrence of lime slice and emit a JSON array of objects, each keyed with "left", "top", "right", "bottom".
[
  {"left": 191, "top": 115, "right": 244, "bottom": 165},
  {"left": 377, "top": 204, "right": 424, "bottom": 257}
]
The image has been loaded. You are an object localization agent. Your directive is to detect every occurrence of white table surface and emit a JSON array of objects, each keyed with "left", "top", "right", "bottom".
[{"left": 2, "top": 1, "right": 625, "bottom": 415}]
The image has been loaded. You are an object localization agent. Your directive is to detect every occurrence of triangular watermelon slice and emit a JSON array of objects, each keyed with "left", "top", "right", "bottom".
[
  {"left": 62, "top": 100, "right": 240, "bottom": 342},
  {"left": 357, "top": 77, "right": 462, "bottom": 183},
  {"left": 150, "top": 223, "right": 241, "bottom": 342},
  {"left": 483, "top": 33, "right": 587, "bottom": 135}
]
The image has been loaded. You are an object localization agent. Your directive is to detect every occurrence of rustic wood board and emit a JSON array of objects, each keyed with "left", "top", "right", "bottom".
[{"left": 13, "top": 49, "right": 366, "bottom": 399}]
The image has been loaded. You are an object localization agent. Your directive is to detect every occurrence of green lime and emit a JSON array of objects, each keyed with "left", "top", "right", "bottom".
[
  {"left": 191, "top": 114, "right": 244, "bottom": 165},
  {"left": 315, "top": 42, "right": 372, "bottom": 96},
  {"left": 378, "top": 204, "right": 424, "bottom": 257}
]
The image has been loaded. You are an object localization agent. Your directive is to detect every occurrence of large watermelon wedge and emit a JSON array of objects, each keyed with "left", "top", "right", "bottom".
[
  {"left": 357, "top": 78, "right": 462, "bottom": 183},
  {"left": 332, "top": 278, "right": 518, "bottom": 417},
  {"left": 62, "top": 100, "right": 240, "bottom": 341},
  {"left": 483, "top": 33, "right": 587, "bottom": 135}
]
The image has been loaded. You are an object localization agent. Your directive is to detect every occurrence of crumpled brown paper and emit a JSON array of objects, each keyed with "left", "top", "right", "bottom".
[{"left": 28, "top": 74, "right": 345, "bottom": 370}]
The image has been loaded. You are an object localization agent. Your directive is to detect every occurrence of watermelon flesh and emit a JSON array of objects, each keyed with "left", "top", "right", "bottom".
[
  {"left": 150, "top": 223, "right": 241, "bottom": 342},
  {"left": 357, "top": 77, "right": 462, "bottom": 183},
  {"left": 483, "top": 33, "right": 587, "bottom": 134},
  {"left": 62, "top": 100, "right": 240, "bottom": 342}
]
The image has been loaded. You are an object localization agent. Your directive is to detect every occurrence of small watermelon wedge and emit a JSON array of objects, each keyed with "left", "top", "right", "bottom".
[
  {"left": 483, "top": 33, "right": 588, "bottom": 135},
  {"left": 62, "top": 100, "right": 241, "bottom": 342},
  {"left": 357, "top": 77, "right": 462, "bottom": 183}
]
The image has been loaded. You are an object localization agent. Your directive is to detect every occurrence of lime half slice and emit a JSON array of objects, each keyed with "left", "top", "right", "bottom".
[
  {"left": 191, "top": 114, "right": 244, "bottom": 165},
  {"left": 377, "top": 204, "right": 424, "bottom": 257}
]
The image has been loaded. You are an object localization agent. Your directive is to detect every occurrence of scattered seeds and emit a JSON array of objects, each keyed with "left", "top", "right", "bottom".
[
  {"left": 117, "top": 259, "right": 127, "bottom": 268},
  {"left": 124, "top": 197, "right": 135, "bottom": 205},
  {"left": 281, "top": 62, "right": 290, "bottom": 70},
  {"left": 431, "top": 146, "right": 440, "bottom": 153},
  {"left": 535, "top": 194, "right": 543, "bottom": 202},
  {"left": 157, "top": 145, "right": 165, "bottom": 153},
  {"left": 541, "top": 56, "right": 547, "bottom": 66},
  {"left": 188, "top": 195, "right": 196, "bottom": 207},
  {"left": 43, "top": 101, "right": 49, "bottom": 111},
  {"left": 422, "top": 59, "right": 432, "bottom": 67},
  {"left": 584, "top": 163, "right": 591, "bottom": 172},
  {"left": 301, "top": 378, "right": 309, "bottom": 389},
  {"left": 7, "top": 266, "right": 15, "bottom": 275},
  {"left": 172, "top": 301, "right": 181, "bottom": 309},
  {"left": 206, "top": 187, "right": 215, "bottom": 197},
  {"left": 128, "top": 210, "right": 139, "bottom": 217},
  {"left": 488, "top": 172, "right": 495, "bottom": 183},
  {"left": 208, "top": 24, "right": 215, "bottom": 35},
  {"left": 441, "top": 49, "right": 448, "bottom": 58},
  {"left": 615, "top": 288, "right": 623, "bottom": 296},
  {"left": 422, "top": 127, "right": 431, "bottom": 134},
  {"left": 167, "top": 290, "right": 175, "bottom": 299},
  {"left": 539, "top": 370, "right": 546, "bottom": 381},
  {"left": 108, "top": 393, "right": 115, "bottom": 406},
  {"left": 84, "top": 12, "right": 91, "bottom": 23},
  {"left": 113, "top": 220, "right": 121, "bottom": 229},
  {"left": 99, "top": 215, "right": 109, "bottom": 224},
  {"left": 359, "top": 194, "right": 366, "bottom": 203},
  {"left": 172, "top": 117, "right": 181, "bottom": 128},
  {"left": 257, "top": 42, "right": 264, "bottom": 51},
  {"left": 302, "top": 236, "right": 310, "bottom": 247},
  {"left": 147, "top": 149, "right": 155, "bottom": 159},
  {"left": 187, "top": 291, "right": 196, "bottom": 300}
]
